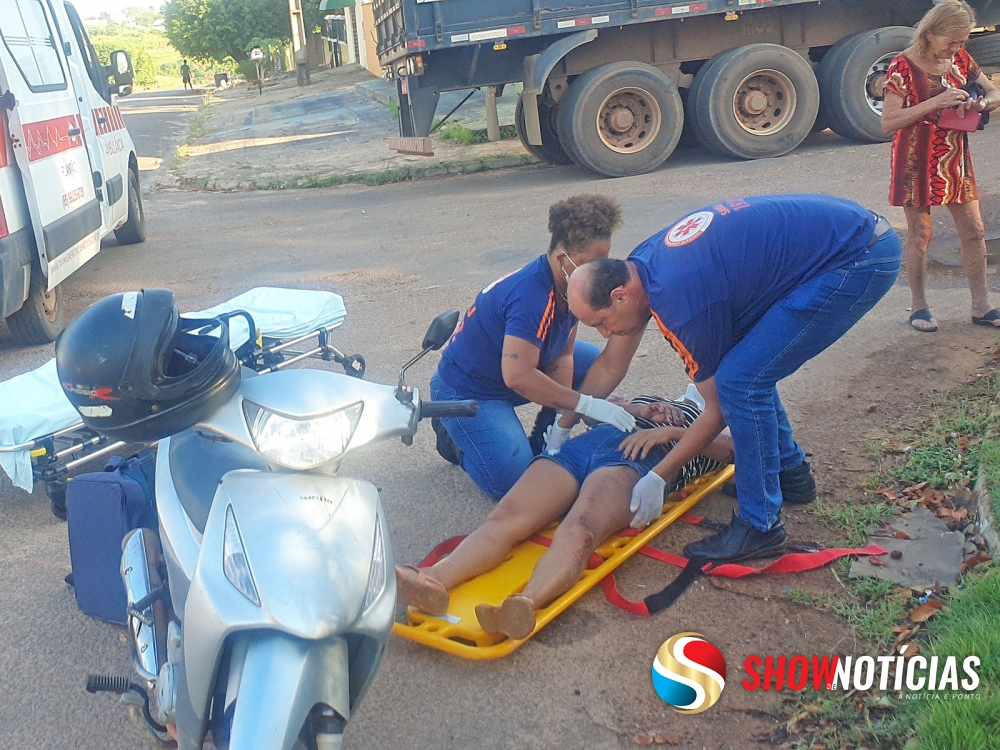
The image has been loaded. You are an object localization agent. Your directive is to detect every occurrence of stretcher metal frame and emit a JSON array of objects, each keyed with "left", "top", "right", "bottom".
[
  {"left": 392, "top": 464, "right": 734, "bottom": 660},
  {"left": 0, "top": 311, "right": 362, "bottom": 508}
]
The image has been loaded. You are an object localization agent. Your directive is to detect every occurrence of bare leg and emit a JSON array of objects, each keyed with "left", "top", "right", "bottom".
[
  {"left": 427, "top": 459, "right": 578, "bottom": 590},
  {"left": 474, "top": 465, "right": 638, "bottom": 639},
  {"left": 903, "top": 206, "right": 935, "bottom": 330},
  {"left": 520, "top": 465, "right": 638, "bottom": 609},
  {"left": 946, "top": 201, "right": 996, "bottom": 322}
]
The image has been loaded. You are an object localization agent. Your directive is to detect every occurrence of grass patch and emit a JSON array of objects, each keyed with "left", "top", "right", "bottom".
[
  {"left": 786, "top": 576, "right": 905, "bottom": 651},
  {"left": 907, "top": 566, "right": 1000, "bottom": 749},
  {"left": 980, "top": 438, "right": 1000, "bottom": 522},
  {"left": 437, "top": 122, "right": 519, "bottom": 145},
  {"left": 809, "top": 498, "right": 897, "bottom": 546}
]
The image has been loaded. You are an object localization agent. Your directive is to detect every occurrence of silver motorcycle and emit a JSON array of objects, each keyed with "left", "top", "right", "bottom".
[{"left": 87, "top": 309, "right": 475, "bottom": 750}]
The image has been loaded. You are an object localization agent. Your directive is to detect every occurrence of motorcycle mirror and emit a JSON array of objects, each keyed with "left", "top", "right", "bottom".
[
  {"left": 422, "top": 310, "right": 459, "bottom": 351},
  {"left": 396, "top": 310, "right": 461, "bottom": 404}
]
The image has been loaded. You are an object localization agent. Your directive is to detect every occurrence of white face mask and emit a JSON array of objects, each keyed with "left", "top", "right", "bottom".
[{"left": 560, "top": 253, "right": 579, "bottom": 285}]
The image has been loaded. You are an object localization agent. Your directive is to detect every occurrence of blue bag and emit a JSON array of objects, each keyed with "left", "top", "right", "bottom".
[{"left": 65, "top": 450, "right": 156, "bottom": 625}]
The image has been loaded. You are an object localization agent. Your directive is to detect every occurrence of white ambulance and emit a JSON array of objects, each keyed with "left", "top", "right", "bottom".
[{"left": 0, "top": 0, "right": 144, "bottom": 345}]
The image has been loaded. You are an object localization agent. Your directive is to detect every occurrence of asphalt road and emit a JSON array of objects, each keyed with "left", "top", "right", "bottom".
[
  {"left": 1, "top": 96, "right": 998, "bottom": 750},
  {"left": 117, "top": 88, "right": 204, "bottom": 185}
]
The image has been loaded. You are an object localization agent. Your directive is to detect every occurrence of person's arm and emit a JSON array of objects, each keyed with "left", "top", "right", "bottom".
[
  {"left": 556, "top": 330, "right": 645, "bottom": 429},
  {"left": 540, "top": 325, "right": 577, "bottom": 390},
  {"left": 881, "top": 87, "right": 971, "bottom": 133},
  {"left": 642, "top": 378, "right": 727, "bottom": 484},
  {"left": 501, "top": 335, "right": 582, "bottom": 413},
  {"left": 619, "top": 423, "right": 734, "bottom": 465},
  {"left": 967, "top": 71, "right": 1000, "bottom": 115}
]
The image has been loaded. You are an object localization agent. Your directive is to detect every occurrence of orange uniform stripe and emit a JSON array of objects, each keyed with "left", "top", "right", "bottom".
[
  {"left": 536, "top": 290, "right": 556, "bottom": 341},
  {"left": 650, "top": 310, "right": 700, "bottom": 380}
]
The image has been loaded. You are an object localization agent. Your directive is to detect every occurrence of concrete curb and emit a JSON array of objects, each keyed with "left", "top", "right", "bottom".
[
  {"left": 974, "top": 470, "right": 1000, "bottom": 557},
  {"left": 154, "top": 152, "right": 541, "bottom": 193},
  {"left": 354, "top": 79, "right": 395, "bottom": 106}
]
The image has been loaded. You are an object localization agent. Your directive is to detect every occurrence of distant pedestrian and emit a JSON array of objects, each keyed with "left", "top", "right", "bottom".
[{"left": 180, "top": 60, "right": 192, "bottom": 90}]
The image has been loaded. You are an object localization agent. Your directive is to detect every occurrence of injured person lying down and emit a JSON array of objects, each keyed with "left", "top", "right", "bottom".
[{"left": 396, "top": 393, "right": 734, "bottom": 640}]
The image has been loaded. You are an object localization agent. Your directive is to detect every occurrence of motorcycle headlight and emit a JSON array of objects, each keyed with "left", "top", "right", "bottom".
[
  {"left": 243, "top": 401, "right": 363, "bottom": 470},
  {"left": 223, "top": 505, "right": 260, "bottom": 606},
  {"left": 361, "top": 520, "right": 386, "bottom": 613}
]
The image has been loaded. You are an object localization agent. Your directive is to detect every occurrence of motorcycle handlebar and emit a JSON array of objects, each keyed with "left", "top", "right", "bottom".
[{"left": 419, "top": 400, "right": 478, "bottom": 419}]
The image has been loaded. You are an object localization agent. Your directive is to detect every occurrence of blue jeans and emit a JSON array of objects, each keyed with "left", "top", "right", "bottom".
[
  {"left": 716, "top": 230, "right": 902, "bottom": 531},
  {"left": 430, "top": 341, "right": 601, "bottom": 500}
]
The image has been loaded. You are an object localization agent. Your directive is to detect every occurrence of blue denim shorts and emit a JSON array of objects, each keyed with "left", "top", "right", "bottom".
[{"left": 534, "top": 424, "right": 663, "bottom": 487}]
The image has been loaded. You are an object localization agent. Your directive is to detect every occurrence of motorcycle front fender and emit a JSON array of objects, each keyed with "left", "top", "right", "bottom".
[{"left": 228, "top": 632, "right": 350, "bottom": 750}]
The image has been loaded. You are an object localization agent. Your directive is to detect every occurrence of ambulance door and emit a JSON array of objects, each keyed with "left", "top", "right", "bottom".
[
  {"left": 0, "top": 0, "right": 101, "bottom": 290},
  {"left": 61, "top": 1, "right": 129, "bottom": 229}
]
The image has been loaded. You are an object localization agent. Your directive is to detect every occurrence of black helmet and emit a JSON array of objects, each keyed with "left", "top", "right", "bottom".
[{"left": 55, "top": 289, "right": 241, "bottom": 442}]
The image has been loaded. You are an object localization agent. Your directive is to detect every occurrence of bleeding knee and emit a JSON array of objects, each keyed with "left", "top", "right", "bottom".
[{"left": 556, "top": 517, "right": 596, "bottom": 557}]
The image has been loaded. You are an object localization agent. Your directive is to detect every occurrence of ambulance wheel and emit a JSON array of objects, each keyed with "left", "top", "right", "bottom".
[
  {"left": 6, "top": 263, "right": 63, "bottom": 345},
  {"left": 556, "top": 62, "right": 684, "bottom": 177},
  {"left": 115, "top": 168, "right": 147, "bottom": 245}
]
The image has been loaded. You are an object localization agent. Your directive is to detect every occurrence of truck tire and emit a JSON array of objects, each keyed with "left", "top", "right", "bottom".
[
  {"left": 6, "top": 263, "right": 63, "bottom": 345},
  {"left": 556, "top": 62, "right": 684, "bottom": 177},
  {"left": 114, "top": 168, "right": 147, "bottom": 245},
  {"left": 686, "top": 50, "right": 734, "bottom": 150},
  {"left": 515, "top": 96, "right": 573, "bottom": 165},
  {"left": 691, "top": 44, "right": 819, "bottom": 160},
  {"left": 817, "top": 27, "right": 913, "bottom": 143},
  {"left": 967, "top": 33, "right": 1000, "bottom": 68}
]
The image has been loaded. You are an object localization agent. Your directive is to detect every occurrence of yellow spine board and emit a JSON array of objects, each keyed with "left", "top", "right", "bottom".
[{"left": 392, "top": 465, "right": 734, "bottom": 660}]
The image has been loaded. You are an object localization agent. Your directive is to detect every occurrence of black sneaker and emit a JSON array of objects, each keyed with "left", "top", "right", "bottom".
[
  {"left": 431, "top": 417, "right": 462, "bottom": 466},
  {"left": 528, "top": 406, "right": 557, "bottom": 456},
  {"left": 682, "top": 512, "right": 786, "bottom": 563},
  {"left": 721, "top": 460, "right": 817, "bottom": 505}
]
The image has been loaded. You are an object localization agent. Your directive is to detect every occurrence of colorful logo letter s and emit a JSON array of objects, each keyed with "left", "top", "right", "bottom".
[{"left": 651, "top": 632, "right": 727, "bottom": 714}]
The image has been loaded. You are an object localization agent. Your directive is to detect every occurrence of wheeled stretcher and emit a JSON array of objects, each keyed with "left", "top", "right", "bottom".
[
  {"left": 0, "top": 288, "right": 360, "bottom": 508},
  {"left": 392, "top": 465, "right": 735, "bottom": 660}
]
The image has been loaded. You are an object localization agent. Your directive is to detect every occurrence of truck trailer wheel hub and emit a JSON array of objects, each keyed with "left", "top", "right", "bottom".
[
  {"left": 597, "top": 87, "right": 662, "bottom": 154},
  {"left": 865, "top": 55, "right": 895, "bottom": 115},
  {"left": 733, "top": 69, "right": 797, "bottom": 136}
]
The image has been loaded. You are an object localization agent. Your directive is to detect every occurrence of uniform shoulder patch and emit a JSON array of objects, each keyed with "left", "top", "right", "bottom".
[{"left": 664, "top": 210, "right": 714, "bottom": 247}]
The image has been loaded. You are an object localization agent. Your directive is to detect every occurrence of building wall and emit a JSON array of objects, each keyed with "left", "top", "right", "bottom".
[{"left": 354, "top": 0, "right": 381, "bottom": 76}]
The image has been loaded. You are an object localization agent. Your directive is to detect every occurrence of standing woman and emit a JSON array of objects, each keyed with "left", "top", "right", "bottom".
[
  {"left": 431, "top": 194, "right": 633, "bottom": 500},
  {"left": 882, "top": 0, "right": 1000, "bottom": 332}
]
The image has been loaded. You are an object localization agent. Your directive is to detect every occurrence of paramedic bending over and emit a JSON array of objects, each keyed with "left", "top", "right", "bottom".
[{"left": 431, "top": 194, "right": 635, "bottom": 500}]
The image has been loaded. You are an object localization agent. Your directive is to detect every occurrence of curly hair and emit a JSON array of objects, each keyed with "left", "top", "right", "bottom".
[
  {"left": 548, "top": 194, "right": 623, "bottom": 253},
  {"left": 914, "top": 1, "right": 976, "bottom": 58}
]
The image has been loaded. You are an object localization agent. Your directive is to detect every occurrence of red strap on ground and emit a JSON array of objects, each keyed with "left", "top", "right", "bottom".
[{"left": 416, "top": 531, "right": 887, "bottom": 617}]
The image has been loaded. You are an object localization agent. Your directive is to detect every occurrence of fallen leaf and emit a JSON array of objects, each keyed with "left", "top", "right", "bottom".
[
  {"left": 936, "top": 507, "right": 954, "bottom": 520},
  {"left": 892, "top": 625, "right": 910, "bottom": 633},
  {"left": 910, "top": 601, "right": 944, "bottom": 623},
  {"left": 894, "top": 531, "right": 910, "bottom": 539},
  {"left": 869, "top": 557, "right": 887, "bottom": 567},
  {"left": 952, "top": 507, "right": 969, "bottom": 523},
  {"left": 905, "top": 482, "right": 929, "bottom": 494},
  {"left": 632, "top": 734, "right": 654, "bottom": 746},
  {"left": 899, "top": 642, "right": 921, "bottom": 657},
  {"left": 976, "top": 553, "right": 993, "bottom": 563},
  {"left": 878, "top": 489, "right": 898, "bottom": 502},
  {"left": 802, "top": 703, "right": 823, "bottom": 714},
  {"left": 652, "top": 734, "right": 681, "bottom": 746}
]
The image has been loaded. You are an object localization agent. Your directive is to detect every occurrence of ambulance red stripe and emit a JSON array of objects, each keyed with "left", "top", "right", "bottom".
[{"left": 22, "top": 115, "right": 85, "bottom": 162}]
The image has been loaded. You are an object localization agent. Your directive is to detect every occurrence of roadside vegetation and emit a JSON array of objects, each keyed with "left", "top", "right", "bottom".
[{"left": 770, "top": 368, "right": 1000, "bottom": 749}]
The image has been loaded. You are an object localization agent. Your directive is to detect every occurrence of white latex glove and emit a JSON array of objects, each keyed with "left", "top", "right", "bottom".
[
  {"left": 575, "top": 394, "right": 636, "bottom": 432},
  {"left": 543, "top": 420, "right": 572, "bottom": 455},
  {"left": 629, "top": 471, "right": 666, "bottom": 528}
]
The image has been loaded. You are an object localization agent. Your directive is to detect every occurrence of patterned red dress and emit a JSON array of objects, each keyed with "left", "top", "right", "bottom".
[{"left": 884, "top": 48, "right": 981, "bottom": 207}]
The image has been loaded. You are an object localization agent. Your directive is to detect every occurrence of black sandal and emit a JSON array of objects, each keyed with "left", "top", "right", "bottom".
[
  {"left": 972, "top": 309, "right": 1000, "bottom": 327},
  {"left": 909, "top": 308, "right": 938, "bottom": 332}
]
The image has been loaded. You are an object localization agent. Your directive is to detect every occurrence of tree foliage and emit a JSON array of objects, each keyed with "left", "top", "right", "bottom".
[
  {"left": 87, "top": 30, "right": 159, "bottom": 88},
  {"left": 163, "top": 0, "right": 296, "bottom": 64}
]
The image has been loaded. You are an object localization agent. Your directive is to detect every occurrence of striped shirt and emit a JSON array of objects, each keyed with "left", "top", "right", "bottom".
[{"left": 628, "top": 396, "right": 726, "bottom": 490}]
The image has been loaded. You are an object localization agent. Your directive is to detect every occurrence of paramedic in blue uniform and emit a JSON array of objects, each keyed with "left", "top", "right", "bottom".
[
  {"left": 431, "top": 194, "right": 635, "bottom": 500},
  {"left": 566, "top": 194, "right": 902, "bottom": 562}
]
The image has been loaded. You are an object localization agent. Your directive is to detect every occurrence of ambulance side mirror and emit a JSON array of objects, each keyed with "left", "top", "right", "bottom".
[{"left": 109, "top": 50, "right": 134, "bottom": 97}]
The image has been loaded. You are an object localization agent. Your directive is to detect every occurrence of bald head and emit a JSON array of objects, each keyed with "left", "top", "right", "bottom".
[{"left": 568, "top": 258, "right": 650, "bottom": 338}]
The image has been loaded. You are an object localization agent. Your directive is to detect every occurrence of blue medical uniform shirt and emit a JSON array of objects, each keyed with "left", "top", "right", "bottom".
[
  {"left": 436, "top": 255, "right": 576, "bottom": 402},
  {"left": 628, "top": 194, "right": 876, "bottom": 382}
]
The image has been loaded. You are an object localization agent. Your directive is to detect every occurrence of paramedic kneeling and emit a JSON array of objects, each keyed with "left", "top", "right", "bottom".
[
  {"left": 567, "top": 194, "right": 902, "bottom": 563},
  {"left": 431, "top": 194, "right": 634, "bottom": 500}
]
